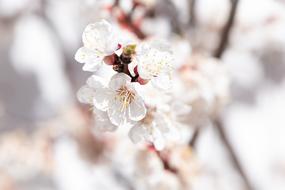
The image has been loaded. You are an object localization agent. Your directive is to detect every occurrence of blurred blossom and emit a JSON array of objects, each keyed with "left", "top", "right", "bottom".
[
  {"left": 0, "top": 0, "right": 31, "bottom": 17},
  {"left": 173, "top": 55, "right": 230, "bottom": 126}
]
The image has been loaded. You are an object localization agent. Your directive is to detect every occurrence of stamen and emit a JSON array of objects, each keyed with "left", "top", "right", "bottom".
[{"left": 116, "top": 86, "right": 135, "bottom": 111}]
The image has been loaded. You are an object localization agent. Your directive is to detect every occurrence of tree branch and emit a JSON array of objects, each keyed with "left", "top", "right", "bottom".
[
  {"left": 214, "top": 0, "right": 239, "bottom": 58},
  {"left": 189, "top": 126, "right": 201, "bottom": 148},
  {"left": 189, "top": 0, "right": 196, "bottom": 27},
  {"left": 113, "top": 1, "right": 146, "bottom": 39},
  {"left": 214, "top": 119, "right": 255, "bottom": 190}
]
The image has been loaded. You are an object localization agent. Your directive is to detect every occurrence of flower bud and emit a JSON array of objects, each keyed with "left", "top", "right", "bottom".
[
  {"left": 121, "top": 44, "right": 136, "bottom": 64},
  {"left": 104, "top": 54, "right": 116, "bottom": 65}
]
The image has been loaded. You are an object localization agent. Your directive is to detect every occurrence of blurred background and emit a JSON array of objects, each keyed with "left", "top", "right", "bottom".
[{"left": 0, "top": 0, "right": 285, "bottom": 189}]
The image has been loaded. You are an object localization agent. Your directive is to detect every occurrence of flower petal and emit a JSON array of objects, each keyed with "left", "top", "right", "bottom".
[
  {"left": 93, "top": 87, "right": 112, "bottom": 111},
  {"left": 86, "top": 75, "right": 107, "bottom": 88},
  {"left": 128, "top": 96, "right": 146, "bottom": 121},
  {"left": 83, "top": 20, "right": 111, "bottom": 50},
  {"left": 153, "top": 135, "right": 165, "bottom": 151},
  {"left": 82, "top": 61, "right": 102, "bottom": 72},
  {"left": 171, "top": 101, "right": 192, "bottom": 116},
  {"left": 129, "top": 124, "right": 165, "bottom": 150},
  {"left": 108, "top": 73, "right": 132, "bottom": 90},
  {"left": 93, "top": 109, "right": 118, "bottom": 132},
  {"left": 82, "top": 20, "right": 118, "bottom": 54},
  {"left": 153, "top": 113, "right": 171, "bottom": 133},
  {"left": 127, "top": 61, "right": 137, "bottom": 77},
  {"left": 75, "top": 47, "right": 103, "bottom": 72},
  {"left": 76, "top": 85, "right": 95, "bottom": 104},
  {"left": 152, "top": 73, "right": 172, "bottom": 90},
  {"left": 107, "top": 99, "right": 128, "bottom": 127},
  {"left": 74, "top": 47, "right": 89, "bottom": 63},
  {"left": 148, "top": 39, "right": 172, "bottom": 53},
  {"left": 150, "top": 127, "right": 166, "bottom": 150},
  {"left": 128, "top": 124, "right": 146, "bottom": 144}
]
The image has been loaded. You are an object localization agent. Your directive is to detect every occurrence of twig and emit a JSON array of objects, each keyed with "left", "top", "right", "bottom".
[
  {"left": 165, "top": 0, "right": 184, "bottom": 36},
  {"left": 214, "top": 0, "right": 239, "bottom": 58},
  {"left": 149, "top": 145, "right": 178, "bottom": 174},
  {"left": 113, "top": 1, "right": 146, "bottom": 39},
  {"left": 155, "top": 150, "right": 178, "bottom": 174},
  {"left": 189, "top": 126, "right": 201, "bottom": 148},
  {"left": 113, "top": 169, "right": 135, "bottom": 190},
  {"left": 214, "top": 119, "right": 255, "bottom": 190},
  {"left": 189, "top": 0, "right": 196, "bottom": 27}
]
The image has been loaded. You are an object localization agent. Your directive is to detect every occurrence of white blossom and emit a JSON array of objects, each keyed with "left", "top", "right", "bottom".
[
  {"left": 75, "top": 20, "right": 119, "bottom": 72},
  {"left": 129, "top": 40, "right": 174, "bottom": 90},
  {"left": 128, "top": 105, "right": 185, "bottom": 150},
  {"left": 173, "top": 55, "right": 230, "bottom": 126},
  {"left": 75, "top": 20, "right": 178, "bottom": 148},
  {"left": 93, "top": 109, "right": 118, "bottom": 132},
  {"left": 133, "top": 150, "right": 182, "bottom": 190},
  {"left": 78, "top": 73, "right": 147, "bottom": 127}
]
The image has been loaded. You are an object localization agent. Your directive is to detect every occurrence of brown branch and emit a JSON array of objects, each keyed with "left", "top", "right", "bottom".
[
  {"left": 214, "top": 0, "right": 239, "bottom": 58},
  {"left": 189, "top": 0, "right": 196, "bottom": 27},
  {"left": 123, "top": 15, "right": 146, "bottom": 40},
  {"left": 149, "top": 145, "right": 178, "bottom": 174},
  {"left": 113, "top": 1, "right": 146, "bottom": 39},
  {"left": 189, "top": 126, "right": 201, "bottom": 148},
  {"left": 156, "top": 150, "right": 178, "bottom": 174},
  {"left": 214, "top": 119, "right": 255, "bottom": 190}
]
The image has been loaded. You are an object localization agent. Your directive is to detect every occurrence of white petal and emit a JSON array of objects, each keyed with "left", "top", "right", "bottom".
[
  {"left": 137, "top": 63, "right": 152, "bottom": 79},
  {"left": 82, "top": 20, "right": 118, "bottom": 54},
  {"left": 148, "top": 39, "right": 172, "bottom": 53},
  {"left": 74, "top": 47, "right": 89, "bottom": 63},
  {"left": 152, "top": 73, "right": 172, "bottom": 90},
  {"left": 164, "top": 123, "right": 180, "bottom": 142},
  {"left": 82, "top": 61, "right": 102, "bottom": 72},
  {"left": 93, "top": 109, "right": 117, "bottom": 132},
  {"left": 76, "top": 85, "right": 94, "bottom": 104},
  {"left": 128, "top": 124, "right": 146, "bottom": 144},
  {"left": 151, "top": 127, "right": 165, "bottom": 150},
  {"left": 128, "top": 96, "right": 146, "bottom": 121},
  {"left": 128, "top": 61, "right": 137, "bottom": 77},
  {"left": 109, "top": 73, "right": 132, "bottom": 90},
  {"left": 93, "top": 88, "right": 112, "bottom": 111},
  {"left": 135, "top": 41, "right": 174, "bottom": 80},
  {"left": 84, "top": 53, "right": 104, "bottom": 71},
  {"left": 153, "top": 136, "right": 165, "bottom": 151},
  {"left": 75, "top": 47, "right": 104, "bottom": 72},
  {"left": 171, "top": 101, "right": 192, "bottom": 116},
  {"left": 86, "top": 75, "right": 107, "bottom": 88},
  {"left": 83, "top": 20, "right": 111, "bottom": 50},
  {"left": 154, "top": 113, "right": 171, "bottom": 133},
  {"left": 107, "top": 99, "right": 128, "bottom": 127}
]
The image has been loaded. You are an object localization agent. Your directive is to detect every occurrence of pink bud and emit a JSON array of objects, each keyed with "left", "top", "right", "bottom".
[{"left": 103, "top": 54, "right": 116, "bottom": 65}]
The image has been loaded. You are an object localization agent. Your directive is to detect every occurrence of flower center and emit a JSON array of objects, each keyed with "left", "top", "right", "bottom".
[
  {"left": 116, "top": 86, "right": 135, "bottom": 111},
  {"left": 141, "top": 50, "right": 172, "bottom": 77}
]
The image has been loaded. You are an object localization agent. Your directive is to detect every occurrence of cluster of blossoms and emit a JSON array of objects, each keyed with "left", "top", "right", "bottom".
[
  {"left": 75, "top": 20, "right": 177, "bottom": 150},
  {"left": 173, "top": 55, "right": 230, "bottom": 126}
]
